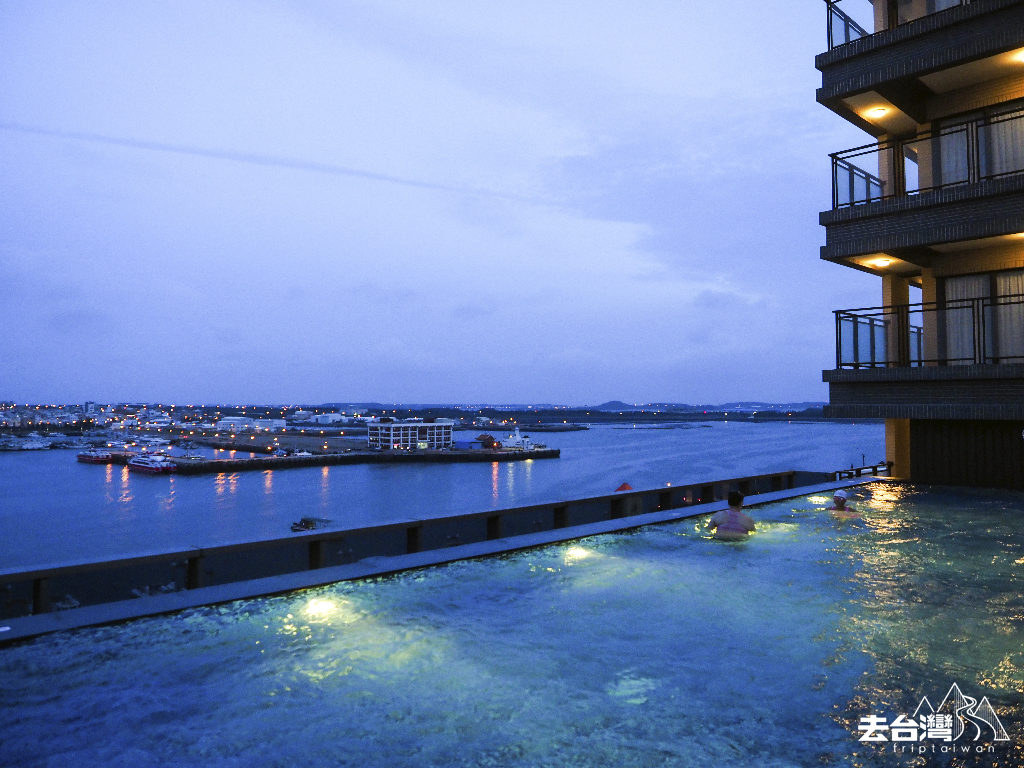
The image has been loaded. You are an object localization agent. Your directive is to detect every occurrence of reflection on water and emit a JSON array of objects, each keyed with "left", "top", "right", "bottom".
[
  {"left": 262, "top": 469, "right": 273, "bottom": 494},
  {"left": 213, "top": 472, "right": 239, "bottom": 498},
  {"left": 1, "top": 483, "right": 1020, "bottom": 766},
  {"left": 118, "top": 465, "right": 131, "bottom": 505},
  {"left": 833, "top": 484, "right": 1024, "bottom": 767},
  {"left": 159, "top": 477, "right": 175, "bottom": 513},
  {"left": 319, "top": 466, "right": 330, "bottom": 513}
]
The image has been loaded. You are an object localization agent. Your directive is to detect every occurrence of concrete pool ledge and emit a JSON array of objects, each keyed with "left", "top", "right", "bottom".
[{"left": 0, "top": 477, "right": 889, "bottom": 645}]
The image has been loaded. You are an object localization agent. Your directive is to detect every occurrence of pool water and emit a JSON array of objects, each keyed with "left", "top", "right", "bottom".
[{"left": 1, "top": 483, "right": 1022, "bottom": 767}]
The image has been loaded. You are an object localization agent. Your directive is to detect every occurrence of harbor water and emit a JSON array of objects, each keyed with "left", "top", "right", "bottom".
[{"left": 0, "top": 421, "right": 884, "bottom": 570}]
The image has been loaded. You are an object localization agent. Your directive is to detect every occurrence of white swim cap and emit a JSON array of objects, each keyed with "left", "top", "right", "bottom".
[{"left": 834, "top": 490, "right": 848, "bottom": 499}]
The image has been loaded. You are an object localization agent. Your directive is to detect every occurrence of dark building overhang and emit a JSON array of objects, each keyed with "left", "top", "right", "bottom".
[
  {"left": 819, "top": 175, "right": 1024, "bottom": 264},
  {"left": 823, "top": 363, "right": 1024, "bottom": 419}
]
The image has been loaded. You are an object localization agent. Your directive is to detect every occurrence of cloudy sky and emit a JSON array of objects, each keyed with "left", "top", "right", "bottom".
[{"left": 0, "top": 1, "right": 875, "bottom": 406}]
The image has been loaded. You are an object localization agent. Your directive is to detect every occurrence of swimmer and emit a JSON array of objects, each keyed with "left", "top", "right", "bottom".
[
  {"left": 707, "top": 491, "right": 756, "bottom": 541},
  {"left": 829, "top": 489, "right": 860, "bottom": 518}
]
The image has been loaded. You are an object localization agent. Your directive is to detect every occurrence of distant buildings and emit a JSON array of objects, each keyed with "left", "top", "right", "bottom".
[
  {"left": 367, "top": 418, "right": 455, "bottom": 450},
  {"left": 818, "top": 1, "right": 1024, "bottom": 488}
]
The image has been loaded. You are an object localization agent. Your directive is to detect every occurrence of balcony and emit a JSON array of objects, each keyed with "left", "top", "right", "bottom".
[
  {"left": 817, "top": 0, "right": 1024, "bottom": 135},
  {"left": 824, "top": 0, "right": 972, "bottom": 51},
  {"left": 825, "top": 295, "right": 1024, "bottom": 420},
  {"left": 834, "top": 293, "right": 1024, "bottom": 369},
  {"left": 820, "top": 104, "right": 1024, "bottom": 263},
  {"left": 831, "top": 106, "right": 1024, "bottom": 209}
]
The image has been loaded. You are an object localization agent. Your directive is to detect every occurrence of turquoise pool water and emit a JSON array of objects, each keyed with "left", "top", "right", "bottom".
[{"left": 1, "top": 483, "right": 1021, "bottom": 767}]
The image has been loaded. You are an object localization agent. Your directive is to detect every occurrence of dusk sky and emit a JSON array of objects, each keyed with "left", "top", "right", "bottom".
[{"left": 1, "top": 1, "right": 877, "bottom": 406}]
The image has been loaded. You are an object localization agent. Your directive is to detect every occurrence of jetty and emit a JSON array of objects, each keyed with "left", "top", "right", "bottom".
[{"left": 96, "top": 447, "right": 560, "bottom": 475}]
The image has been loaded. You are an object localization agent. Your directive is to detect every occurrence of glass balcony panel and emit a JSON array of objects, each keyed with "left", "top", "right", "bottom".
[
  {"left": 871, "top": 318, "right": 889, "bottom": 365},
  {"left": 901, "top": 128, "right": 969, "bottom": 193},
  {"left": 909, "top": 325, "right": 924, "bottom": 366},
  {"left": 897, "top": 0, "right": 965, "bottom": 25},
  {"left": 826, "top": 1, "right": 870, "bottom": 48},
  {"left": 941, "top": 304, "right": 977, "bottom": 365},
  {"left": 840, "top": 316, "right": 858, "bottom": 366},
  {"left": 834, "top": 153, "right": 885, "bottom": 208},
  {"left": 978, "top": 110, "right": 1024, "bottom": 180}
]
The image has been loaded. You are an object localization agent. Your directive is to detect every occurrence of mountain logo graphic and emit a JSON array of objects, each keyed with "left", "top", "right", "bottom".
[{"left": 911, "top": 684, "right": 1011, "bottom": 742}]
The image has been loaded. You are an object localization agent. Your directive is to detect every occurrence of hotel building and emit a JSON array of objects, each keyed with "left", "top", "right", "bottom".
[
  {"left": 367, "top": 418, "right": 455, "bottom": 450},
  {"left": 818, "top": 0, "right": 1024, "bottom": 489}
]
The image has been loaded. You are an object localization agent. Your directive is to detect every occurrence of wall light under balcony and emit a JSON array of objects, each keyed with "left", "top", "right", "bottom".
[
  {"left": 871, "top": 258, "right": 893, "bottom": 268},
  {"left": 868, "top": 107, "right": 889, "bottom": 118}
]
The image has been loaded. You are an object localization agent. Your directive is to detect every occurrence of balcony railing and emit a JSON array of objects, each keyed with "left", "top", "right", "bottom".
[
  {"left": 830, "top": 106, "right": 1024, "bottom": 208},
  {"left": 825, "top": 0, "right": 972, "bottom": 51},
  {"left": 825, "top": 1, "right": 870, "bottom": 49},
  {"left": 835, "top": 294, "right": 1024, "bottom": 369}
]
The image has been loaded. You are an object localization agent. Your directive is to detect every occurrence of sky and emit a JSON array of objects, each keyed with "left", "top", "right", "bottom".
[{"left": 0, "top": 1, "right": 877, "bottom": 406}]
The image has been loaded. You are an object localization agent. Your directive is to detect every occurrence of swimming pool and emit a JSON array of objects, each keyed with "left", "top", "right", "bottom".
[{"left": 1, "top": 483, "right": 1021, "bottom": 767}]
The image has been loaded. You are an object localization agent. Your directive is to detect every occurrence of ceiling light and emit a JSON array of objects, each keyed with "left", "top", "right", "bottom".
[
  {"left": 872, "top": 258, "right": 893, "bottom": 267},
  {"left": 869, "top": 107, "right": 889, "bottom": 118}
]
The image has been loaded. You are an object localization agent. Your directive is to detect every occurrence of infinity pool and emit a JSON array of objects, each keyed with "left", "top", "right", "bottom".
[{"left": 2, "top": 483, "right": 1022, "bottom": 767}]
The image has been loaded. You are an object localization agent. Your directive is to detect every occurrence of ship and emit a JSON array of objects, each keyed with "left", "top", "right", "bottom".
[
  {"left": 77, "top": 448, "right": 112, "bottom": 464},
  {"left": 127, "top": 454, "right": 177, "bottom": 474}
]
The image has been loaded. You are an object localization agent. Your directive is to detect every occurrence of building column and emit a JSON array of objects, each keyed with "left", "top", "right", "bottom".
[
  {"left": 882, "top": 273, "right": 910, "bottom": 365},
  {"left": 886, "top": 418, "right": 911, "bottom": 478}
]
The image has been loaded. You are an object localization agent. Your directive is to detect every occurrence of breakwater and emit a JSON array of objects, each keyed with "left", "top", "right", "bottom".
[{"left": 98, "top": 447, "right": 560, "bottom": 475}]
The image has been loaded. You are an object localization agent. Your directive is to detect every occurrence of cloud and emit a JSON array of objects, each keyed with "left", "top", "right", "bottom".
[{"left": 0, "top": 0, "right": 879, "bottom": 404}]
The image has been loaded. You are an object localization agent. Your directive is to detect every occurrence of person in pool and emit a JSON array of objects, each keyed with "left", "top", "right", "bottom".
[
  {"left": 829, "top": 489, "right": 860, "bottom": 518},
  {"left": 707, "top": 491, "right": 756, "bottom": 541}
]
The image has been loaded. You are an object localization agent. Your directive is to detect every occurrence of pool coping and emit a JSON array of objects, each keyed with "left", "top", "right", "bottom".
[{"left": 0, "top": 477, "right": 886, "bottom": 645}]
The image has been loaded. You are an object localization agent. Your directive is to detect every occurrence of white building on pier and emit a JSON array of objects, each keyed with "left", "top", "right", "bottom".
[{"left": 367, "top": 418, "right": 454, "bottom": 450}]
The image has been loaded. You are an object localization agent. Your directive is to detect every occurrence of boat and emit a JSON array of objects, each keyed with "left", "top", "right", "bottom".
[
  {"left": 501, "top": 427, "right": 544, "bottom": 451},
  {"left": 77, "top": 448, "right": 112, "bottom": 464},
  {"left": 127, "top": 454, "right": 177, "bottom": 474}
]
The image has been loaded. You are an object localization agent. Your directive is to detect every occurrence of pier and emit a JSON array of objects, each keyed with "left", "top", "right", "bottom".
[{"left": 96, "top": 446, "right": 560, "bottom": 475}]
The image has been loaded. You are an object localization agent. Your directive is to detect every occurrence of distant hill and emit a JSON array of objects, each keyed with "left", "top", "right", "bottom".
[{"left": 592, "top": 400, "right": 637, "bottom": 411}]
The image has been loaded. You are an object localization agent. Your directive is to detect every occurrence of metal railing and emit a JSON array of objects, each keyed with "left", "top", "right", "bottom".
[
  {"left": 835, "top": 294, "right": 1024, "bottom": 368},
  {"left": 825, "top": 0, "right": 972, "bottom": 50},
  {"left": 830, "top": 107, "right": 1024, "bottom": 208},
  {"left": 825, "top": 0, "right": 870, "bottom": 48}
]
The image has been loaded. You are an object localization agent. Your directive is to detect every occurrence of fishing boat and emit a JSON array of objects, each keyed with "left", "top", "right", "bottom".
[
  {"left": 127, "top": 454, "right": 177, "bottom": 474},
  {"left": 76, "top": 448, "right": 112, "bottom": 464}
]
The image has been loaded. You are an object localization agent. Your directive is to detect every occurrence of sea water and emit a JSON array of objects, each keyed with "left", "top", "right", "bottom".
[
  {"left": 0, "top": 421, "right": 884, "bottom": 569},
  {"left": 1, "top": 482, "right": 1021, "bottom": 767}
]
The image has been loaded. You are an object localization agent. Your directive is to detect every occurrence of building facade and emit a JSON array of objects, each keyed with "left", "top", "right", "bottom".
[
  {"left": 367, "top": 419, "right": 455, "bottom": 450},
  {"left": 818, "top": 0, "right": 1024, "bottom": 488}
]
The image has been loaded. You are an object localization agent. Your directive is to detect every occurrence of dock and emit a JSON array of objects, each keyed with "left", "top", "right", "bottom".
[{"left": 98, "top": 447, "right": 560, "bottom": 475}]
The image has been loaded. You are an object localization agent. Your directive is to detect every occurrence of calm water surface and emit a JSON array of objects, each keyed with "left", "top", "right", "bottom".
[{"left": 0, "top": 422, "right": 884, "bottom": 569}]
